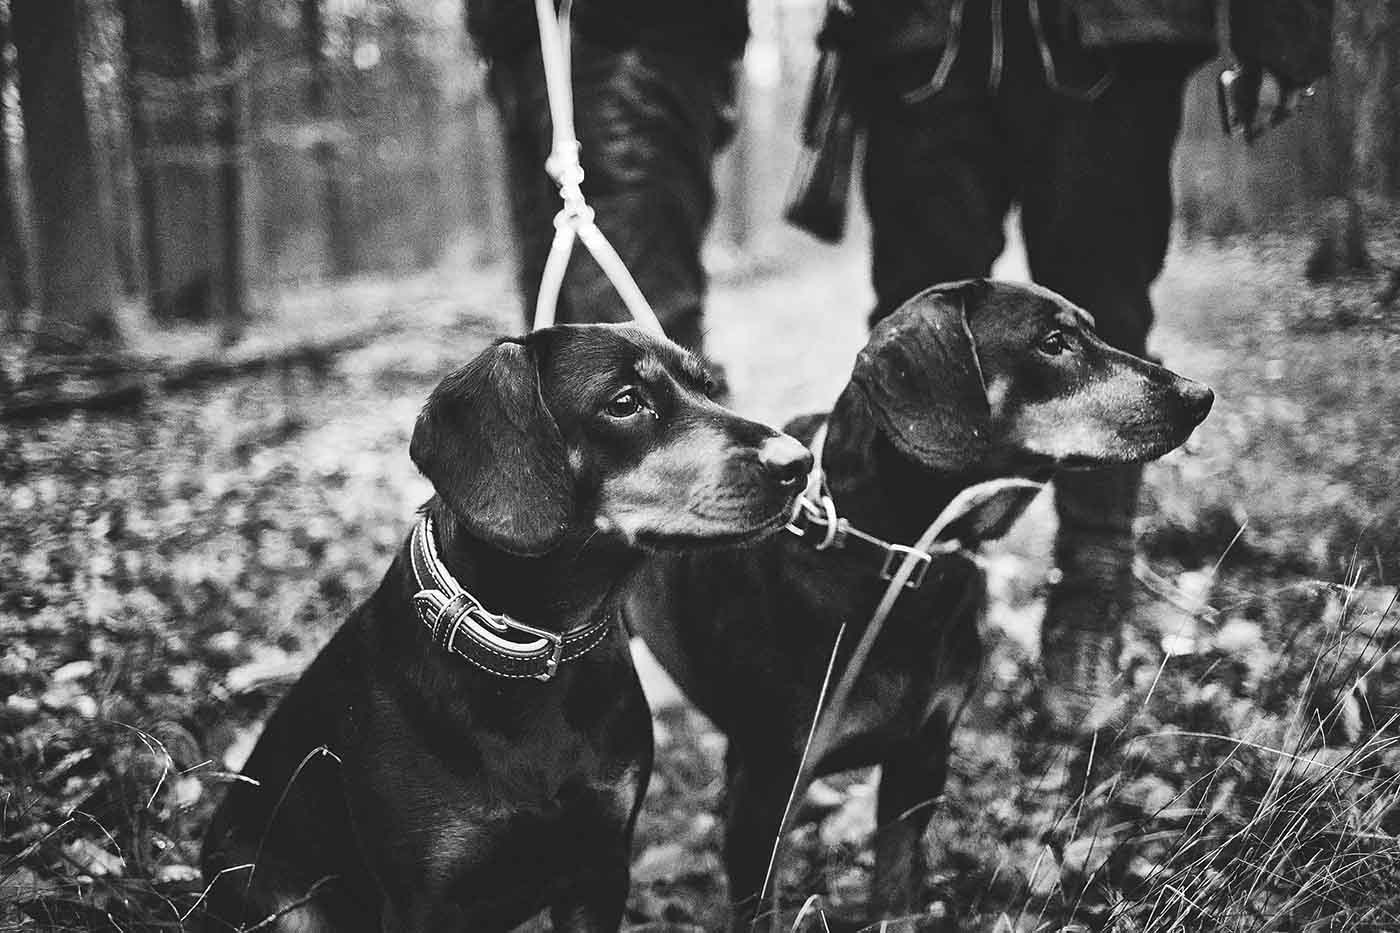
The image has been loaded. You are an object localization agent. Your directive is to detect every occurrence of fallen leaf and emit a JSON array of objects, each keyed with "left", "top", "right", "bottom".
[
  {"left": 632, "top": 841, "right": 720, "bottom": 885},
  {"left": 51, "top": 660, "right": 95, "bottom": 683},
  {"left": 225, "top": 646, "right": 303, "bottom": 693},
  {"left": 818, "top": 788, "right": 876, "bottom": 848},
  {"left": 155, "top": 863, "right": 202, "bottom": 884},
  {"left": 62, "top": 838, "right": 126, "bottom": 878},
  {"left": 1061, "top": 833, "right": 1119, "bottom": 878},
  {"left": 1118, "top": 775, "right": 1178, "bottom": 816}
]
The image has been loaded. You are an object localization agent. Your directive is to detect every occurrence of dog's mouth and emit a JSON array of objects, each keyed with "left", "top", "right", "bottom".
[
  {"left": 1077, "top": 421, "right": 1203, "bottom": 467},
  {"left": 628, "top": 503, "right": 796, "bottom": 552}
]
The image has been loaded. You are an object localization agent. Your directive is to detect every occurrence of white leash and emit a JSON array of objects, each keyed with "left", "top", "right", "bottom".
[
  {"left": 756, "top": 426, "right": 1044, "bottom": 925},
  {"left": 530, "top": 0, "right": 664, "bottom": 335}
]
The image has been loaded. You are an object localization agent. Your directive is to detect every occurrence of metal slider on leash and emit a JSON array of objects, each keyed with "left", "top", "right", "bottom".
[
  {"left": 531, "top": 0, "right": 663, "bottom": 335},
  {"left": 786, "top": 491, "right": 962, "bottom": 590},
  {"left": 782, "top": 423, "right": 1035, "bottom": 590}
]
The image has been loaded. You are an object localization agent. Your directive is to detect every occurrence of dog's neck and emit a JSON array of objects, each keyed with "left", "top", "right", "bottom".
[
  {"left": 416, "top": 498, "right": 636, "bottom": 632},
  {"left": 819, "top": 386, "right": 989, "bottom": 546}
]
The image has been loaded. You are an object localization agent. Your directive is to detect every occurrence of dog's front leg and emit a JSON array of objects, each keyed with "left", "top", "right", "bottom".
[
  {"left": 869, "top": 714, "right": 953, "bottom": 926},
  {"left": 379, "top": 896, "right": 469, "bottom": 933},
  {"left": 547, "top": 849, "right": 631, "bottom": 933},
  {"left": 723, "top": 746, "right": 797, "bottom": 933}
]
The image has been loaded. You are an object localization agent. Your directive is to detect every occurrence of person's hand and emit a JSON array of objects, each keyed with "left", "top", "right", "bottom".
[{"left": 1218, "top": 63, "right": 1311, "bottom": 142}]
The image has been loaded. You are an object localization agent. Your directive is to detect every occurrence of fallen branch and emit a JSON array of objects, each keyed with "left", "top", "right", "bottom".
[{"left": 2, "top": 320, "right": 400, "bottom": 423}]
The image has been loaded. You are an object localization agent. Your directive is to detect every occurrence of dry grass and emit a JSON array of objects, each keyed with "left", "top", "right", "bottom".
[{"left": 4, "top": 233, "right": 1399, "bottom": 931}]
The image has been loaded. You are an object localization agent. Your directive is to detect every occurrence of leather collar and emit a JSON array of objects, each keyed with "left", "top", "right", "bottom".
[{"left": 409, "top": 516, "right": 612, "bottom": 681}]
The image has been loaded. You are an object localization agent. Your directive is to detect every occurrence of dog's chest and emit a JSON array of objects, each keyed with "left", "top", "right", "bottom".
[
  {"left": 821, "top": 599, "right": 979, "bottom": 762},
  {"left": 471, "top": 716, "right": 640, "bottom": 811},
  {"left": 826, "top": 665, "right": 933, "bottom": 753}
]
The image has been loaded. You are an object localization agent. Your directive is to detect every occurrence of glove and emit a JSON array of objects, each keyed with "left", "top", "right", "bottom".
[{"left": 1218, "top": 63, "right": 1311, "bottom": 143}]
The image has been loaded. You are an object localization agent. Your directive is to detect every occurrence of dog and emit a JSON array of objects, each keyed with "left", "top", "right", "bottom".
[
  {"left": 200, "top": 323, "right": 812, "bottom": 932},
  {"left": 625, "top": 280, "right": 1214, "bottom": 929}
]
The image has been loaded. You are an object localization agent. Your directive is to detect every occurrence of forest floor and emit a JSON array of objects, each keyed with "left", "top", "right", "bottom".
[{"left": 3, "top": 227, "right": 1400, "bottom": 931}]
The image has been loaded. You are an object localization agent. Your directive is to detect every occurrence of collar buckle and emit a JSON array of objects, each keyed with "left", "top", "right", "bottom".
[
  {"left": 879, "top": 543, "right": 933, "bottom": 590},
  {"left": 498, "top": 616, "right": 565, "bottom": 681},
  {"left": 412, "top": 516, "right": 595, "bottom": 681}
]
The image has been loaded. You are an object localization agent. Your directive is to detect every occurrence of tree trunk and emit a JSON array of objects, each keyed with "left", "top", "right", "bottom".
[
  {"left": 120, "top": 0, "right": 213, "bottom": 322},
  {"left": 1355, "top": 4, "right": 1400, "bottom": 196},
  {"left": 1368, "top": 4, "right": 1400, "bottom": 199},
  {"left": 0, "top": 0, "right": 32, "bottom": 326},
  {"left": 1333, "top": 0, "right": 1400, "bottom": 201},
  {"left": 11, "top": 0, "right": 119, "bottom": 351},
  {"left": 303, "top": 0, "right": 354, "bottom": 277},
  {"left": 212, "top": 0, "right": 247, "bottom": 342}
]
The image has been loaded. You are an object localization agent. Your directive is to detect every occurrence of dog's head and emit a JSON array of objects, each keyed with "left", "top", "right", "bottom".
[
  {"left": 411, "top": 324, "right": 811, "bottom": 556},
  {"left": 851, "top": 279, "right": 1214, "bottom": 474}
]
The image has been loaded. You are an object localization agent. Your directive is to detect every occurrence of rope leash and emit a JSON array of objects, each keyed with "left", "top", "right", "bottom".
[
  {"left": 530, "top": 0, "right": 664, "bottom": 335},
  {"left": 755, "top": 497, "right": 974, "bottom": 929},
  {"left": 756, "top": 425, "right": 1044, "bottom": 925}
]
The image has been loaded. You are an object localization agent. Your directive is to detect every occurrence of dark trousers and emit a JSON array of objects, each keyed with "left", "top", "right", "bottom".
[
  {"left": 861, "top": 1, "right": 1197, "bottom": 636},
  {"left": 489, "top": 35, "right": 737, "bottom": 353}
]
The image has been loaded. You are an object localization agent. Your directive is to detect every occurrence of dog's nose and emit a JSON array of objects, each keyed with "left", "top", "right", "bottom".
[
  {"left": 1179, "top": 378, "right": 1215, "bottom": 423},
  {"left": 759, "top": 435, "right": 813, "bottom": 489}
]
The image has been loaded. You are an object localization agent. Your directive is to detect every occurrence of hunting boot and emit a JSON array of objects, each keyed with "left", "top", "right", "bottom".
[
  {"left": 1040, "top": 463, "right": 1142, "bottom": 740},
  {"left": 1012, "top": 466, "right": 1141, "bottom": 874}
]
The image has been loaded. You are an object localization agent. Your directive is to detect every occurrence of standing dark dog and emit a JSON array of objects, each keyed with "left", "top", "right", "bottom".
[
  {"left": 626, "top": 280, "right": 1214, "bottom": 929},
  {"left": 201, "top": 324, "right": 811, "bottom": 932}
]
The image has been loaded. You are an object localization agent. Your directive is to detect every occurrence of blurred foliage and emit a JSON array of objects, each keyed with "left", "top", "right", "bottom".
[
  {"left": 1140, "top": 218, "right": 1400, "bottom": 585},
  {"left": 1, "top": 269, "right": 506, "bottom": 929},
  {"left": 2, "top": 238, "right": 1399, "bottom": 930}
]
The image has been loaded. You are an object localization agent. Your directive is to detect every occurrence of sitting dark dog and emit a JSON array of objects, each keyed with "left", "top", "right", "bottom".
[
  {"left": 201, "top": 324, "right": 811, "bottom": 932},
  {"left": 625, "top": 280, "right": 1214, "bottom": 929}
]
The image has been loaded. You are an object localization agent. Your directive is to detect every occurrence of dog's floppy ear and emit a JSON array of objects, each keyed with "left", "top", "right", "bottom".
[
  {"left": 854, "top": 281, "right": 992, "bottom": 473},
  {"left": 410, "top": 338, "right": 572, "bottom": 555}
]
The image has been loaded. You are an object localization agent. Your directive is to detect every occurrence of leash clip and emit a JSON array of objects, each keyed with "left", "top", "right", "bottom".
[
  {"left": 785, "top": 494, "right": 821, "bottom": 537},
  {"left": 879, "top": 544, "right": 933, "bottom": 590},
  {"left": 784, "top": 494, "right": 845, "bottom": 549}
]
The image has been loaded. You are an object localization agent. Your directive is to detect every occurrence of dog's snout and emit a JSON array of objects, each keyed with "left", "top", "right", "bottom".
[
  {"left": 759, "top": 435, "right": 813, "bottom": 489},
  {"left": 1179, "top": 378, "right": 1214, "bottom": 423}
]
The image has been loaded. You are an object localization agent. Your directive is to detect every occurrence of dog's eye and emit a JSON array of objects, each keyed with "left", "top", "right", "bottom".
[
  {"left": 1039, "top": 331, "right": 1071, "bottom": 356},
  {"left": 604, "top": 389, "right": 646, "bottom": 419}
]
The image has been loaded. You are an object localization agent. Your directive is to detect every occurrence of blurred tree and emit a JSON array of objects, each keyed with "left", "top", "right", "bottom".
[
  {"left": 1305, "top": 0, "right": 1397, "bottom": 282},
  {"left": 384, "top": 1, "right": 445, "bottom": 268},
  {"left": 11, "top": 0, "right": 119, "bottom": 351},
  {"left": 1353, "top": 0, "right": 1399, "bottom": 198},
  {"left": 0, "top": 0, "right": 31, "bottom": 325},
  {"left": 212, "top": 0, "right": 247, "bottom": 341},
  {"left": 303, "top": 0, "right": 354, "bottom": 277},
  {"left": 86, "top": 1, "right": 144, "bottom": 300},
  {"left": 119, "top": 0, "right": 213, "bottom": 322},
  {"left": 458, "top": 1, "right": 510, "bottom": 261}
]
